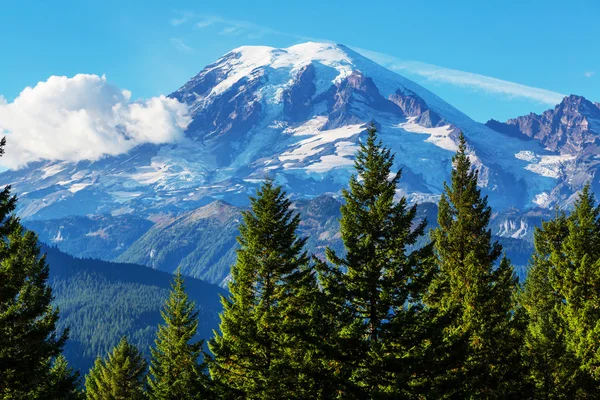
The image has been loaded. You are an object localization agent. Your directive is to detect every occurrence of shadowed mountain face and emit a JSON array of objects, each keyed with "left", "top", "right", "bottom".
[{"left": 33, "top": 195, "right": 536, "bottom": 288}]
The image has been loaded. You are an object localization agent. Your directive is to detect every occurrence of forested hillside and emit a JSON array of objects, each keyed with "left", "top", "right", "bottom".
[{"left": 44, "top": 245, "right": 225, "bottom": 373}]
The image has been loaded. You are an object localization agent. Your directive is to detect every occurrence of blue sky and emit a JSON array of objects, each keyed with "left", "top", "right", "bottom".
[{"left": 1, "top": 0, "right": 598, "bottom": 122}]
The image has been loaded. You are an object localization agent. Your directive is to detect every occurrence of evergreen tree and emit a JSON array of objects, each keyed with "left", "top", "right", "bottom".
[
  {"left": 320, "top": 124, "right": 447, "bottom": 398},
  {"left": 43, "top": 355, "right": 84, "bottom": 400},
  {"left": 520, "top": 211, "right": 587, "bottom": 399},
  {"left": 147, "top": 270, "right": 210, "bottom": 400},
  {"left": 85, "top": 336, "right": 147, "bottom": 400},
  {"left": 548, "top": 185, "right": 600, "bottom": 389},
  {"left": 209, "top": 178, "right": 331, "bottom": 399},
  {"left": 426, "top": 133, "right": 524, "bottom": 398},
  {"left": 0, "top": 136, "right": 76, "bottom": 399}
]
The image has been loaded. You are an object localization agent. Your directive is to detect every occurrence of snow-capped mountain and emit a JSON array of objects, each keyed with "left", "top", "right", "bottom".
[{"left": 0, "top": 42, "right": 591, "bottom": 221}]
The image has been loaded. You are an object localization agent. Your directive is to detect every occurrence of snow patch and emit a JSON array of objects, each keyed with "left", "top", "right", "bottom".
[
  {"left": 305, "top": 155, "right": 355, "bottom": 172},
  {"left": 207, "top": 43, "right": 354, "bottom": 99},
  {"left": 68, "top": 182, "right": 92, "bottom": 193},
  {"left": 515, "top": 151, "right": 576, "bottom": 179},
  {"left": 279, "top": 123, "right": 363, "bottom": 163},
  {"left": 533, "top": 192, "right": 552, "bottom": 208},
  {"left": 398, "top": 117, "right": 457, "bottom": 151}
]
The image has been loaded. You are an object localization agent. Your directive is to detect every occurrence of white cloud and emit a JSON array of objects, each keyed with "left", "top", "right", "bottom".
[
  {"left": 178, "top": 12, "right": 317, "bottom": 42},
  {"left": 584, "top": 71, "right": 595, "bottom": 78},
  {"left": 170, "top": 17, "right": 188, "bottom": 26},
  {"left": 353, "top": 47, "right": 565, "bottom": 105},
  {"left": 196, "top": 19, "right": 213, "bottom": 29},
  {"left": 219, "top": 26, "right": 243, "bottom": 36},
  {"left": 170, "top": 11, "right": 194, "bottom": 26},
  {"left": 170, "top": 38, "right": 193, "bottom": 53},
  {"left": 0, "top": 74, "right": 191, "bottom": 169}
]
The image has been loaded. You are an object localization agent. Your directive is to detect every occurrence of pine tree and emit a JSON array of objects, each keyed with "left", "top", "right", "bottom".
[
  {"left": 320, "top": 124, "right": 447, "bottom": 398},
  {"left": 147, "top": 270, "right": 210, "bottom": 399},
  {"left": 208, "top": 178, "right": 330, "bottom": 399},
  {"left": 520, "top": 211, "right": 587, "bottom": 399},
  {"left": 0, "top": 137, "right": 76, "bottom": 399},
  {"left": 548, "top": 185, "right": 600, "bottom": 389},
  {"left": 85, "top": 337, "right": 147, "bottom": 400},
  {"left": 426, "top": 133, "right": 524, "bottom": 398},
  {"left": 42, "top": 355, "right": 83, "bottom": 400}
]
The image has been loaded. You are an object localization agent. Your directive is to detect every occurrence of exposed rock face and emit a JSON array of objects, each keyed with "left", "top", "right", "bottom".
[
  {"left": 319, "top": 71, "right": 403, "bottom": 129},
  {"left": 486, "top": 95, "right": 600, "bottom": 154},
  {"left": 389, "top": 88, "right": 429, "bottom": 117},
  {"left": 283, "top": 64, "right": 317, "bottom": 122},
  {"left": 389, "top": 89, "right": 448, "bottom": 128}
]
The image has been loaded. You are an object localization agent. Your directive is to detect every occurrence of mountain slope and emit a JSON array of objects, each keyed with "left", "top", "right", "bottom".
[
  {"left": 0, "top": 42, "right": 570, "bottom": 221},
  {"left": 45, "top": 244, "right": 225, "bottom": 374}
]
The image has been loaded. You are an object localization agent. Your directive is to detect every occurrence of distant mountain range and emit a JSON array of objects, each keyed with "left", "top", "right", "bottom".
[{"left": 4, "top": 42, "right": 599, "bottom": 286}]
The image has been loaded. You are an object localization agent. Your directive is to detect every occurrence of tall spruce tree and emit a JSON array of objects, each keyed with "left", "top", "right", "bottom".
[
  {"left": 85, "top": 337, "right": 147, "bottom": 400},
  {"left": 0, "top": 136, "right": 78, "bottom": 399},
  {"left": 520, "top": 211, "right": 588, "bottom": 399},
  {"left": 548, "top": 185, "right": 600, "bottom": 389},
  {"left": 148, "top": 270, "right": 210, "bottom": 399},
  {"left": 208, "top": 178, "right": 330, "bottom": 399},
  {"left": 320, "top": 124, "right": 447, "bottom": 398},
  {"left": 426, "top": 133, "right": 523, "bottom": 398}
]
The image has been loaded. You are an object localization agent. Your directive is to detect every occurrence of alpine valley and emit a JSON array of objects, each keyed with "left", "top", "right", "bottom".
[{"left": 3, "top": 42, "right": 599, "bottom": 370}]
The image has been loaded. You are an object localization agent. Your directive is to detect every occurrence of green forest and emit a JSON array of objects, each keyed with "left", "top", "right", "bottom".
[{"left": 2, "top": 127, "right": 600, "bottom": 399}]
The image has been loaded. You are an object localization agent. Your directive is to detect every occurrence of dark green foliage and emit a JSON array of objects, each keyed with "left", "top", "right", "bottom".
[
  {"left": 523, "top": 185, "right": 600, "bottom": 396},
  {"left": 0, "top": 135, "right": 77, "bottom": 399},
  {"left": 427, "top": 133, "right": 524, "bottom": 398},
  {"left": 46, "top": 244, "right": 225, "bottom": 373},
  {"left": 319, "top": 125, "right": 447, "bottom": 398},
  {"left": 209, "top": 179, "right": 329, "bottom": 399},
  {"left": 520, "top": 210, "right": 586, "bottom": 398},
  {"left": 148, "top": 270, "right": 211, "bottom": 399},
  {"left": 85, "top": 337, "right": 147, "bottom": 400},
  {"left": 36, "top": 355, "right": 83, "bottom": 400},
  {"left": 549, "top": 186, "right": 600, "bottom": 384}
]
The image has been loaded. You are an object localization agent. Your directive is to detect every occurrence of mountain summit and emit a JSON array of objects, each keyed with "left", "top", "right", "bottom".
[{"left": 0, "top": 42, "right": 591, "bottom": 219}]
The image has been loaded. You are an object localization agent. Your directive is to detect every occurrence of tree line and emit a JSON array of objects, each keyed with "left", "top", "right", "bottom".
[{"left": 1, "top": 127, "right": 600, "bottom": 399}]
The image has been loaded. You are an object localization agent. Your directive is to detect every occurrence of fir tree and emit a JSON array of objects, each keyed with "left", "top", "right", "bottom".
[
  {"left": 320, "top": 124, "right": 446, "bottom": 398},
  {"left": 147, "top": 270, "right": 210, "bottom": 399},
  {"left": 548, "top": 185, "right": 600, "bottom": 389},
  {"left": 85, "top": 337, "right": 146, "bottom": 400},
  {"left": 209, "top": 178, "right": 330, "bottom": 399},
  {"left": 0, "top": 137, "right": 76, "bottom": 399},
  {"left": 427, "top": 133, "right": 524, "bottom": 398},
  {"left": 33, "top": 355, "right": 83, "bottom": 400},
  {"left": 520, "top": 211, "right": 586, "bottom": 399}
]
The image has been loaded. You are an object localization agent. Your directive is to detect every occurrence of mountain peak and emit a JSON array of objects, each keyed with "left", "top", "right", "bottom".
[{"left": 485, "top": 94, "right": 600, "bottom": 154}]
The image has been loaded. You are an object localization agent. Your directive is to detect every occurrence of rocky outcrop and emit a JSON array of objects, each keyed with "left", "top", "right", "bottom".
[
  {"left": 318, "top": 71, "right": 402, "bottom": 129},
  {"left": 282, "top": 63, "right": 317, "bottom": 122},
  {"left": 486, "top": 95, "right": 600, "bottom": 154}
]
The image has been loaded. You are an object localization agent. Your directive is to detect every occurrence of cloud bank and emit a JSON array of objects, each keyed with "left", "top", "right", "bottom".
[
  {"left": 354, "top": 47, "right": 566, "bottom": 105},
  {"left": 0, "top": 74, "right": 191, "bottom": 169}
]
